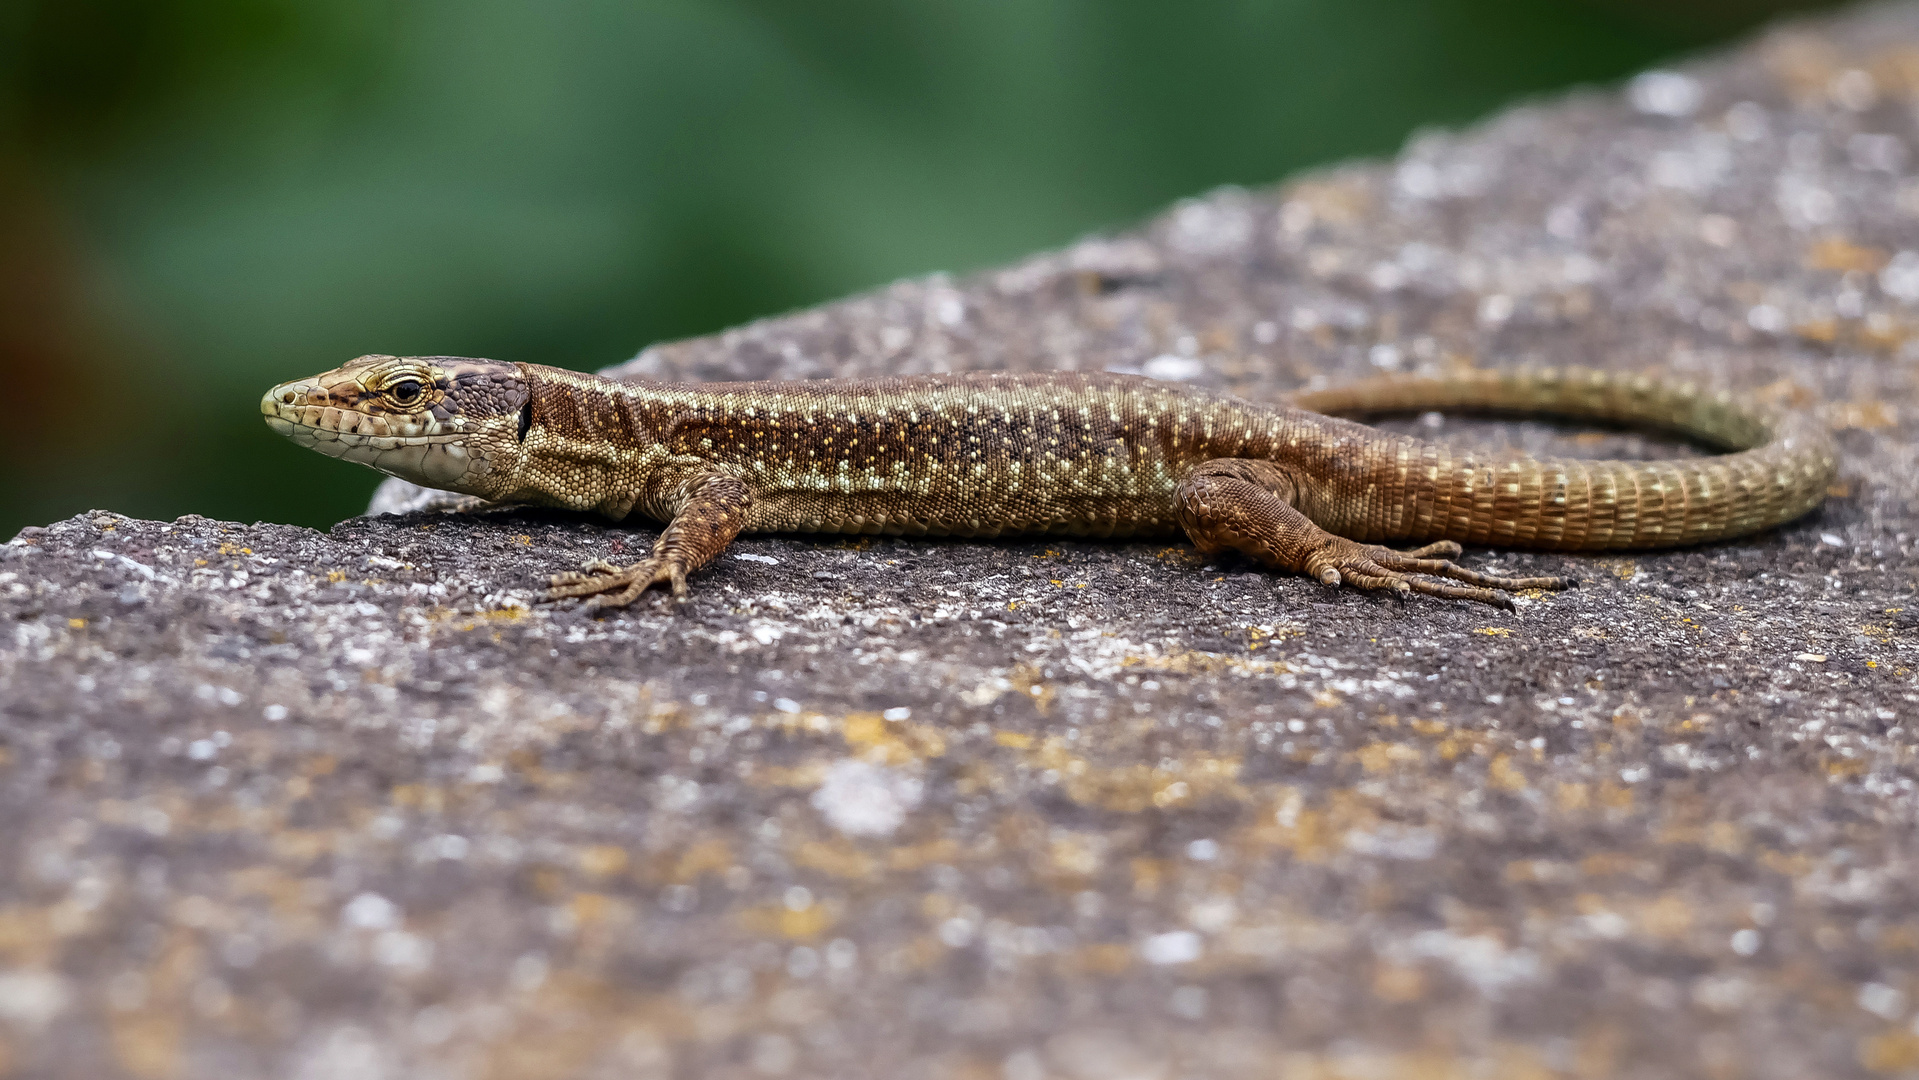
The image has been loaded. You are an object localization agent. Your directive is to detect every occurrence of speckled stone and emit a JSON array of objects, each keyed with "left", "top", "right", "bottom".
[{"left": 8, "top": 7, "right": 1919, "bottom": 1079}]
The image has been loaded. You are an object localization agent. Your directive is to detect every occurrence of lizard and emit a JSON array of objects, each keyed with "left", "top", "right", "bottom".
[{"left": 261, "top": 355, "right": 1837, "bottom": 611}]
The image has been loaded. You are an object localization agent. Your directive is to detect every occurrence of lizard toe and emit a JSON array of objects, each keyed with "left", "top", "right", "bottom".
[
  {"left": 1310, "top": 542, "right": 1542, "bottom": 610},
  {"left": 1365, "top": 546, "right": 1572, "bottom": 595}
]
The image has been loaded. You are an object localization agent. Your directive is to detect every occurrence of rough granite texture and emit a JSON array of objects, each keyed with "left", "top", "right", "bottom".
[{"left": 8, "top": 7, "right": 1919, "bottom": 1079}]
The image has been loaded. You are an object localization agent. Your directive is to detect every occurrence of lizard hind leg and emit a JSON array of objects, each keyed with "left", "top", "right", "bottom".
[{"left": 1172, "top": 459, "right": 1572, "bottom": 611}]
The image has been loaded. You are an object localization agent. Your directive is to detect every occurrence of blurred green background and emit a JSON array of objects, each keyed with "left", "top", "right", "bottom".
[{"left": 0, "top": 0, "right": 1831, "bottom": 535}]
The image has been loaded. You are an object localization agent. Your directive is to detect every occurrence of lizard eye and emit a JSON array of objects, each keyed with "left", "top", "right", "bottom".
[{"left": 388, "top": 379, "right": 424, "bottom": 405}]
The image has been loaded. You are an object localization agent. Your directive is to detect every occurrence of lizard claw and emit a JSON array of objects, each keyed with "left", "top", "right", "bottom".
[
  {"left": 1307, "top": 538, "right": 1568, "bottom": 610},
  {"left": 545, "top": 556, "right": 681, "bottom": 610}
]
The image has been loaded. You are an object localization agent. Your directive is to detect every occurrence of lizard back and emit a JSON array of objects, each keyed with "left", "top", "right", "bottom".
[{"left": 523, "top": 366, "right": 1298, "bottom": 538}]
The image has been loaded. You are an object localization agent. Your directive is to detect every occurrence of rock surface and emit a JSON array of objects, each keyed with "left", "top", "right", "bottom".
[{"left": 7, "top": 6, "right": 1919, "bottom": 1079}]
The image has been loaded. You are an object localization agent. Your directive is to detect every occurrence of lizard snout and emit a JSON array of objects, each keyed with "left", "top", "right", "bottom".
[
  {"left": 261, "top": 379, "right": 334, "bottom": 444},
  {"left": 262, "top": 381, "right": 315, "bottom": 413}
]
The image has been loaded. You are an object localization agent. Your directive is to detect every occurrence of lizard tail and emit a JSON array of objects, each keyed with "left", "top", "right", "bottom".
[{"left": 1285, "top": 366, "right": 1839, "bottom": 551}]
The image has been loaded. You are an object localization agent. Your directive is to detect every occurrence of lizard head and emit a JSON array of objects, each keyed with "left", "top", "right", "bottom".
[{"left": 261, "top": 355, "right": 530, "bottom": 495}]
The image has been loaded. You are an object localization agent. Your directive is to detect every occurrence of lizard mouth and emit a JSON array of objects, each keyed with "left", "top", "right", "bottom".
[{"left": 261, "top": 386, "right": 485, "bottom": 488}]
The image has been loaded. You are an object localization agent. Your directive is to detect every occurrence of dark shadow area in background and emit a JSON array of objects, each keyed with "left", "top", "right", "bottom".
[{"left": 0, "top": 0, "right": 1836, "bottom": 536}]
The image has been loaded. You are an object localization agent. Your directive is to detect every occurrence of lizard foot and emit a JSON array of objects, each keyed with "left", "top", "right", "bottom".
[
  {"left": 545, "top": 556, "right": 688, "bottom": 609},
  {"left": 1304, "top": 538, "right": 1574, "bottom": 611}
]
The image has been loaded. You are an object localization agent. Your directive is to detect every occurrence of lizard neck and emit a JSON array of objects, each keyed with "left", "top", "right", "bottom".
[{"left": 507, "top": 363, "right": 676, "bottom": 518}]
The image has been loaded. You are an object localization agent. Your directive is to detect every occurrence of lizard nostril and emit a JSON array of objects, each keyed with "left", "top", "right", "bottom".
[{"left": 281, "top": 391, "right": 298, "bottom": 404}]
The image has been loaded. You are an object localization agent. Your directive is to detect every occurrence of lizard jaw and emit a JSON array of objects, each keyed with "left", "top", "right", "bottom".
[
  {"left": 260, "top": 360, "right": 513, "bottom": 492},
  {"left": 262, "top": 395, "right": 492, "bottom": 490}
]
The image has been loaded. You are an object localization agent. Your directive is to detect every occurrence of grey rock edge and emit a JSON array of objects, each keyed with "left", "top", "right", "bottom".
[{"left": 8, "top": 6, "right": 1919, "bottom": 1079}]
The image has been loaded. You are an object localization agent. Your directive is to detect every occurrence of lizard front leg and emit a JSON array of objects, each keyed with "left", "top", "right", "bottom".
[
  {"left": 1174, "top": 459, "right": 1572, "bottom": 610},
  {"left": 546, "top": 467, "right": 753, "bottom": 609}
]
